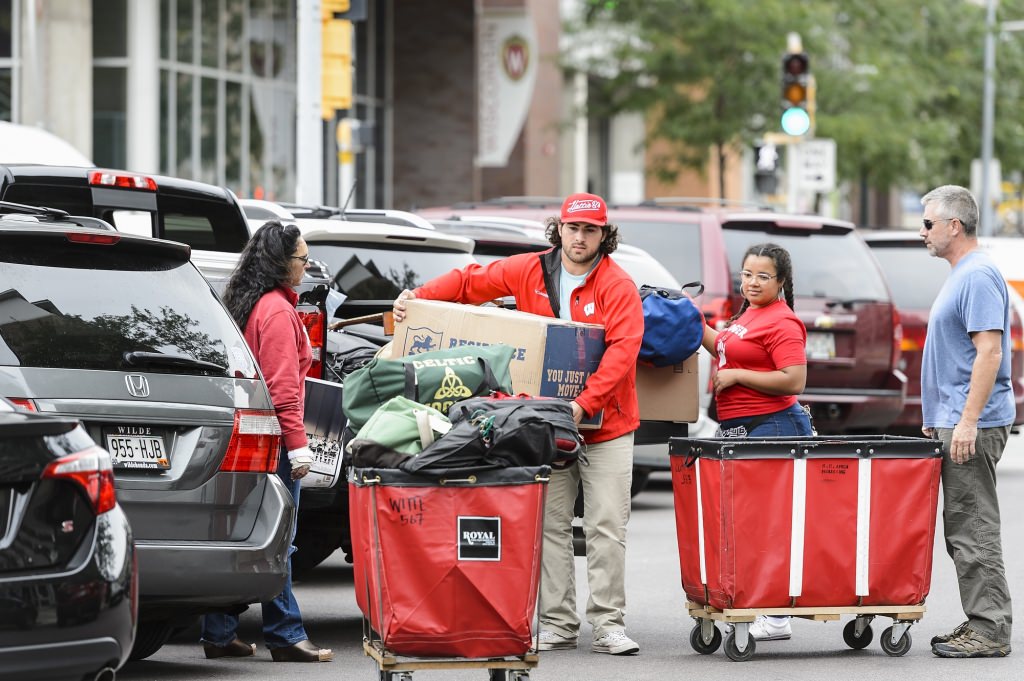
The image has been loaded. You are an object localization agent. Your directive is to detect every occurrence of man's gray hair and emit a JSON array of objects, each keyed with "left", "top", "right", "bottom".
[{"left": 921, "top": 185, "right": 980, "bottom": 236}]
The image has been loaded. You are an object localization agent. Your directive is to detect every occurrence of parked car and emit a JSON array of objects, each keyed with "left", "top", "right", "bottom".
[
  {"left": 0, "top": 397, "right": 135, "bottom": 681},
  {"left": 419, "top": 198, "right": 906, "bottom": 434},
  {"left": 240, "top": 198, "right": 437, "bottom": 231},
  {"left": 0, "top": 165, "right": 331, "bottom": 381},
  {"left": 0, "top": 206, "right": 293, "bottom": 660},
  {"left": 864, "top": 230, "right": 1024, "bottom": 432}
]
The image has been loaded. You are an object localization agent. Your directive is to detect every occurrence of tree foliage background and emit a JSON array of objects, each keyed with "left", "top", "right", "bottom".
[{"left": 567, "top": 0, "right": 1024, "bottom": 198}]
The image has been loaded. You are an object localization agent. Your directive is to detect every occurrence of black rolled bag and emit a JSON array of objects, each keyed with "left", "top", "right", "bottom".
[{"left": 399, "top": 396, "right": 581, "bottom": 476}]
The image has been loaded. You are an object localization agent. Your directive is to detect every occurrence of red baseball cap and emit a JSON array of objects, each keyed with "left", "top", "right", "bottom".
[{"left": 560, "top": 192, "right": 608, "bottom": 226}]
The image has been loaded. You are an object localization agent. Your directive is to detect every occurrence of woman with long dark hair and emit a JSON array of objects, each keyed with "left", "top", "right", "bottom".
[
  {"left": 200, "top": 221, "right": 333, "bottom": 663},
  {"left": 700, "top": 242, "right": 812, "bottom": 643}
]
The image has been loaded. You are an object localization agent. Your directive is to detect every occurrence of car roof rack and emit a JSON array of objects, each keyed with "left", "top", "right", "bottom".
[{"left": 0, "top": 200, "right": 71, "bottom": 219}]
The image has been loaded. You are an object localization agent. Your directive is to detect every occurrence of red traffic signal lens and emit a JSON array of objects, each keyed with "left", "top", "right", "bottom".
[{"left": 783, "top": 53, "right": 808, "bottom": 76}]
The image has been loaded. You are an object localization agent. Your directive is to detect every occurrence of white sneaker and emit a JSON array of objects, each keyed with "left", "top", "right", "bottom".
[
  {"left": 537, "top": 629, "right": 577, "bottom": 651},
  {"left": 591, "top": 630, "right": 640, "bottom": 655},
  {"left": 749, "top": 615, "right": 791, "bottom": 641}
]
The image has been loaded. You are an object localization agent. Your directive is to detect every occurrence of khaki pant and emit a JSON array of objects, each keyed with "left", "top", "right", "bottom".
[
  {"left": 937, "top": 426, "right": 1013, "bottom": 644},
  {"left": 539, "top": 433, "right": 634, "bottom": 638}
]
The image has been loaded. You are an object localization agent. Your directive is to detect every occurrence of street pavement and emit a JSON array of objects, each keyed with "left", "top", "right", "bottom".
[{"left": 121, "top": 437, "right": 1024, "bottom": 681}]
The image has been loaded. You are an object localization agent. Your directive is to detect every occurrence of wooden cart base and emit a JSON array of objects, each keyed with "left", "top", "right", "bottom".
[
  {"left": 363, "top": 637, "right": 539, "bottom": 681},
  {"left": 686, "top": 600, "right": 926, "bottom": 661}
]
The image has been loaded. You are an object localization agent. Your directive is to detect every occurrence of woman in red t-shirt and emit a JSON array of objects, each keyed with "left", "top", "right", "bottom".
[
  {"left": 702, "top": 242, "right": 813, "bottom": 436},
  {"left": 701, "top": 242, "right": 812, "bottom": 642}
]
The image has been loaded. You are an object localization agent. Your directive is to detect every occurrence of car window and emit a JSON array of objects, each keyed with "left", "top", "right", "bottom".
[
  {"left": 157, "top": 195, "right": 249, "bottom": 252},
  {"left": 308, "top": 243, "right": 476, "bottom": 300},
  {"left": 867, "top": 244, "right": 949, "bottom": 309},
  {"left": 722, "top": 225, "right": 890, "bottom": 301},
  {"left": 613, "top": 220, "right": 703, "bottom": 282},
  {"left": 2, "top": 183, "right": 93, "bottom": 214},
  {"left": 109, "top": 210, "right": 154, "bottom": 237},
  {"left": 0, "top": 244, "right": 252, "bottom": 376}
]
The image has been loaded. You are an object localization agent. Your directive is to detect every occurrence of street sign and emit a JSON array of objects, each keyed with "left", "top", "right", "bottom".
[{"left": 792, "top": 138, "right": 836, "bottom": 192}]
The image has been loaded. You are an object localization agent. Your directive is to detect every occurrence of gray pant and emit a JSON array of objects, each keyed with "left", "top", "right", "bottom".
[
  {"left": 936, "top": 426, "right": 1013, "bottom": 644},
  {"left": 539, "top": 433, "right": 634, "bottom": 638}
]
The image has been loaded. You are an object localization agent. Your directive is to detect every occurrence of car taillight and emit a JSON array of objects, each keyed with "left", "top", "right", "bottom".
[
  {"left": 1011, "top": 309, "right": 1024, "bottom": 353},
  {"left": 890, "top": 307, "right": 903, "bottom": 369},
  {"left": 88, "top": 170, "right": 158, "bottom": 191},
  {"left": 7, "top": 397, "right": 37, "bottom": 411},
  {"left": 703, "top": 296, "right": 734, "bottom": 330},
  {"left": 220, "top": 409, "right": 282, "bottom": 473},
  {"left": 900, "top": 325, "right": 927, "bottom": 352},
  {"left": 43, "top": 446, "right": 117, "bottom": 514},
  {"left": 298, "top": 309, "right": 325, "bottom": 379},
  {"left": 66, "top": 232, "right": 120, "bottom": 245}
]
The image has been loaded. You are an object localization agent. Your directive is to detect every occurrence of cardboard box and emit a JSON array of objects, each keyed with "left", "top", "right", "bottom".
[
  {"left": 392, "top": 300, "right": 605, "bottom": 428},
  {"left": 636, "top": 357, "right": 698, "bottom": 423}
]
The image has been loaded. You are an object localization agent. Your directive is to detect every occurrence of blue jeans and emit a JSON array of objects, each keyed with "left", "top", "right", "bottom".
[
  {"left": 201, "top": 453, "right": 307, "bottom": 649},
  {"left": 717, "top": 402, "right": 813, "bottom": 437}
]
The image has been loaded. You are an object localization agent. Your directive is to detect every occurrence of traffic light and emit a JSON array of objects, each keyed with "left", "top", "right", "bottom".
[
  {"left": 322, "top": 0, "right": 353, "bottom": 120},
  {"left": 780, "top": 52, "right": 810, "bottom": 136}
]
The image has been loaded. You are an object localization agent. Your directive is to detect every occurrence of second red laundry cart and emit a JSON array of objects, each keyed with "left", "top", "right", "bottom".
[{"left": 669, "top": 435, "right": 943, "bottom": 661}]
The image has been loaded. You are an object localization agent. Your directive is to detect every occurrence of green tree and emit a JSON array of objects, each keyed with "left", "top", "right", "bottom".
[{"left": 569, "top": 0, "right": 1024, "bottom": 206}]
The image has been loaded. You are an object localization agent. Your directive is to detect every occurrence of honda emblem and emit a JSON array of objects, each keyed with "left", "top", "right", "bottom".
[{"left": 125, "top": 374, "right": 150, "bottom": 398}]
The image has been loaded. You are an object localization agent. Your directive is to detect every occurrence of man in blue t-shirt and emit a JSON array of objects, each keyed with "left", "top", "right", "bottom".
[{"left": 920, "top": 185, "right": 1013, "bottom": 658}]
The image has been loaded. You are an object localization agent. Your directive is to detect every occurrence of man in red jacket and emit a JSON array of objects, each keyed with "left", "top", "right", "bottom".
[{"left": 393, "top": 192, "right": 643, "bottom": 655}]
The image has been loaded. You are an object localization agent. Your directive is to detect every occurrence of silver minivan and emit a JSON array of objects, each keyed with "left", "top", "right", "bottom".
[{"left": 0, "top": 212, "right": 293, "bottom": 660}]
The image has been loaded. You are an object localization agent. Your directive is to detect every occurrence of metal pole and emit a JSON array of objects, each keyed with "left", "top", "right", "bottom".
[{"left": 981, "top": 0, "right": 998, "bottom": 237}]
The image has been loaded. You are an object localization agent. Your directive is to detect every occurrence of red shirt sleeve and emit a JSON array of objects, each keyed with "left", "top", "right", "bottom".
[
  {"left": 574, "top": 278, "right": 643, "bottom": 419},
  {"left": 250, "top": 307, "right": 308, "bottom": 451}
]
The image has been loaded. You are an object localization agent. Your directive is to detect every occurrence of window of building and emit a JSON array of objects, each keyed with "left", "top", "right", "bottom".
[
  {"left": 0, "top": 0, "right": 18, "bottom": 121},
  {"left": 159, "top": 0, "right": 296, "bottom": 201},
  {"left": 93, "top": 0, "right": 128, "bottom": 168}
]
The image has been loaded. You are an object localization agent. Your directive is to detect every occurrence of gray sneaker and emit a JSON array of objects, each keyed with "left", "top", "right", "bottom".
[
  {"left": 932, "top": 628, "right": 1011, "bottom": 658},
  {"left": 537, "top": 630, "right": 577, "bottom": 651},
  {"left": 930, "top": 620, "right": 969, "bottom": 647},
  {"left": 591, "top": 630, "right": 640, "bottom": 655}
]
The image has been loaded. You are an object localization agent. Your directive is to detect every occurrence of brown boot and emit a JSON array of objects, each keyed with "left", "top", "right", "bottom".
[
  {"left": 270, "top": 639, "right": 334, "bottom": 662},
  {"left": 203, "top": 637, "right": 256, "bottom": 659}
]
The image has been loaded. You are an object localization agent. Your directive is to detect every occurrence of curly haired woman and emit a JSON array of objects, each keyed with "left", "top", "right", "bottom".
[{"left": 200, "top": 221, "right": 333, "bottom": 663}]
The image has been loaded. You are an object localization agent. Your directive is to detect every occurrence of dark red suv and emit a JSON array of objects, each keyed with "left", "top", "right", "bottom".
[{"left": 418, "top": 198, "right": 907, "bottom": 434}]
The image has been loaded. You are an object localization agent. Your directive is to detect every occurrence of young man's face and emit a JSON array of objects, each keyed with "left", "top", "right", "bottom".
[{"left": 558, "top": 221, "right": 604, "bottom": 268}]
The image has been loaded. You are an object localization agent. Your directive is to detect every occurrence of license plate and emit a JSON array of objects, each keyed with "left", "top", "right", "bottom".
[
  {"left": 105, "top": 430, "right": 169, "bottom": 470},
  {"left": 806, "top": 332, "right": 836, "bottom": 360}
]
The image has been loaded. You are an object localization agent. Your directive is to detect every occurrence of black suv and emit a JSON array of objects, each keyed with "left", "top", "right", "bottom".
[
  {"left": 0, "top": 164, "right": 331, "bottom": 380},
  {"left": 0, "top": 204, "right": 293, "bottom": 660}
]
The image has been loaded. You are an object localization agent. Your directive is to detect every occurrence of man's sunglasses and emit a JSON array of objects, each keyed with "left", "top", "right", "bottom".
[{"left": 922, "top": 217, "right": 955, "bottom": 231}]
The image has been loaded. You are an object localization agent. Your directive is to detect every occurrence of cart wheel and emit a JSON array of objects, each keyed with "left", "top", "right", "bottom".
[
  {"left": 509, "top": 673, "right": 530, "bottom": 681},
  {"left": 723, "top": 632, "right": 756, "bottom": 661},
  {"left": 379, "top": 672, "right": 412, "bottom": 681},
  {"left": 689, "top": 623, "right": 723, "bottom": 654},
  {"left": 880, "top": 626, "right": 912, "bottom": 657},
  {"left": 842, "top": 619, "right": 874, "bottom": 649},
  {"left": 488, "top": 670, "right": 509, "bottom": 681}
]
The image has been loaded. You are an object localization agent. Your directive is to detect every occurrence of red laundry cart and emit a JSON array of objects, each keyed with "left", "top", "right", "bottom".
[
  {"left": 350, "top": 465, "right": 549, "bottom": 680},
  {"left": 669, "top": 435, "right": 943, "bottom": 661}
]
